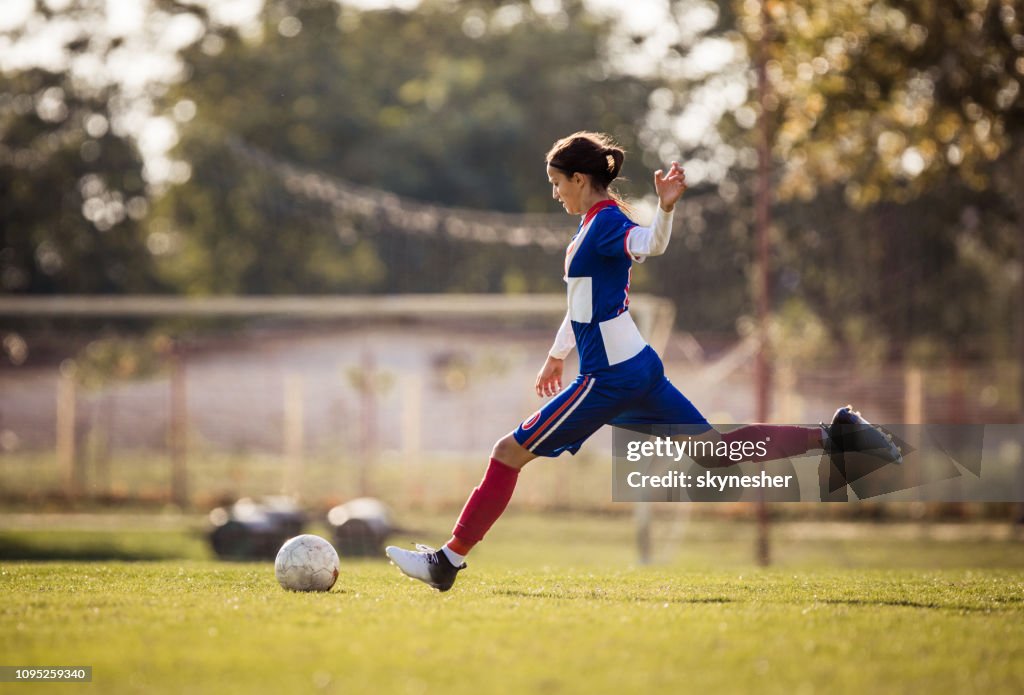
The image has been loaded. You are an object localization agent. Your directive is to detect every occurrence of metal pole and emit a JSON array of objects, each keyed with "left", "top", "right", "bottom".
[
  {"left": 754, "top": 0, "right": 773, "bottom": 567},
  {"left": 56, "top": 361, "right": 78, "bottom": 499},
  {"left": 359, "top": 348, "right": 376, "bottom": 497},
  {"left": 283, "top": 373, "right": 305, "bottom": 497},
  {"left": 169, "top": 345, "right": 188, "bottom": 508},
  {"left": 1017, "top": 149, "right": 1024, "bottom": 526}
]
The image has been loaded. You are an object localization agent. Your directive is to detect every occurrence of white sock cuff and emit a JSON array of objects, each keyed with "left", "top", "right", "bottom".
[{"left": 441, "top": 545, "right": 466, "bottom": 566}]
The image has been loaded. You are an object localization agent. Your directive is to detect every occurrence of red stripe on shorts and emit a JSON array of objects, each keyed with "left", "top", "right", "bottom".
[{"left": 523, "top": 376, "right": 591, "bottom": 448}]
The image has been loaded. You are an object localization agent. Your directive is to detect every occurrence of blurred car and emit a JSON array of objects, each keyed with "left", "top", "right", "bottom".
[
  {"left": 326, "top": 497, "right": 395, "bottom": 557},
  {"left": 208, "top": 496, "right": 306, "bottom": 560}
]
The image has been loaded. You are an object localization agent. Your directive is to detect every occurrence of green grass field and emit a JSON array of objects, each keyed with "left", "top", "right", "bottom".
[{"left": 3, "top": 513, "right": 1024, "bottom": 694}]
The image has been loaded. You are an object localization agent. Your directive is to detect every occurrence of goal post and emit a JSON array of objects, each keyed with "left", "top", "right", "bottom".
[
  {"left": 0, "top": 293, "right": 675, "bottom": 560},
  {"left": 0, "top": 293, "right": 674, "bottom": 328}
]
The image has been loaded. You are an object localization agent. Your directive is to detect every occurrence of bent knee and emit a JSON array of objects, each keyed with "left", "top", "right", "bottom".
[{"left": 491, "top": 434, "right": 533, "bottom": 470}]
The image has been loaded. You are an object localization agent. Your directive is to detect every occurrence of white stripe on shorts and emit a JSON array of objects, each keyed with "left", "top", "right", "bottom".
[{"left": 528, "top": 377, "right": 597, "bottom": 453}]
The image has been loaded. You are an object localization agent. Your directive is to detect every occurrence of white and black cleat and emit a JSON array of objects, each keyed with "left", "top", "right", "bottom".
[
  {"left": 822, "top": 406, "right": 903, "bottom": 465},
  {"left": 386, "top": 544, "right": 465, "bottom": 592}
]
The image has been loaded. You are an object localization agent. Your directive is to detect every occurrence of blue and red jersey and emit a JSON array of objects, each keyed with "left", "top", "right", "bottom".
[
  {"left": 512, "top": 199, "right": 709, "bottom": 457},
  {"left": 564, "top": 200, "right": 647, "bottom": 373}
]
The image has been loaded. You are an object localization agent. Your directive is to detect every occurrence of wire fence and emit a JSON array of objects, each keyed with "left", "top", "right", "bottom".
[{"left": 2, "top": 312, "right": 1017, "bottom": 517}]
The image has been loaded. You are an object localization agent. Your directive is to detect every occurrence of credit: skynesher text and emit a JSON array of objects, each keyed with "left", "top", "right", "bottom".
[{"left": 626, "top": 470, "right": 794, "bottom": 490}]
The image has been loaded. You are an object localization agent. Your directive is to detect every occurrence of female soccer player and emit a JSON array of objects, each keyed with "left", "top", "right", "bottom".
[{"left": 386, "top": 132, "right": 898, "bottom": 591}]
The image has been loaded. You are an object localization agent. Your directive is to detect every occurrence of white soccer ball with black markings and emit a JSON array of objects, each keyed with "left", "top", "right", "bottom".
[{"left": 274, "top": 534, "right": 340, "bottom": 592}]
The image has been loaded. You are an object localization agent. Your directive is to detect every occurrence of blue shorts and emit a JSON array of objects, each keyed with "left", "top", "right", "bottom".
[{"left": 513, "top": 346, "right": 710, "bottom": 457}]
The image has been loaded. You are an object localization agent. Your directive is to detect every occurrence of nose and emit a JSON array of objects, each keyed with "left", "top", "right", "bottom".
[{"left": 552, "top": 186, "right": 559, "bottom": 201}]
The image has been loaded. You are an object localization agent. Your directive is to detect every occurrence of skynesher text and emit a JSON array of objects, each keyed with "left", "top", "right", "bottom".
[{"left": 626, "top": 470, "right": 794, "bottom": 491}]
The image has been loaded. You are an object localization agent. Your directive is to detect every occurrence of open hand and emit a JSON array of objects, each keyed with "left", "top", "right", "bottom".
[
  {"left": 535, "top": 355, "right": 564, "bottom": 398},
  {"left": 654, "top": 161, "right": 687, "bottom": 211}
]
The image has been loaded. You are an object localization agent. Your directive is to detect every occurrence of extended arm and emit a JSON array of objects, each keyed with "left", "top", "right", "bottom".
[
  {"left": 548, "top": 311, "right": 575, "bottom": 359},
  {"left": 535, "top": 312, "right": 575, "bottom": 397}
]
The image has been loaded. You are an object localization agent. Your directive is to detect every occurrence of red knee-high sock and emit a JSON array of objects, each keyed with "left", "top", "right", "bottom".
[
  {"left": 447, "top": 458, "right": 520, "bottom": 556},
  {"left": 722, "top": 425, "right": 820, "bottom": 463}
]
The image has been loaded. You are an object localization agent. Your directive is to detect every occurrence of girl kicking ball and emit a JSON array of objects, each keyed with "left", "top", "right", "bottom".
[{"left": 386, "top": 131, "right": 899, "bottom": 591}]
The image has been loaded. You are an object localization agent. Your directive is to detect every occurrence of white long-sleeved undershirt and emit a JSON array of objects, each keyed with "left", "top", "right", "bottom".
[
  {"left": 549, "top": 311, "right": 576, "bottom": 359},
  {"left": 547, "top": 205, "right": 676, "bottom": 359},
  {"left": 624, "top": 204, "right": 675, "bottom": 262}
]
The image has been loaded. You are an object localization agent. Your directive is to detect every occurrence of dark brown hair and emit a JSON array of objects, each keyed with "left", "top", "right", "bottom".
[
  {"left": 546, "top": 131, "right": 629, "bottom": 210},
  {"left": 546, "top": 131, "right": 625, "bottom": 186}
]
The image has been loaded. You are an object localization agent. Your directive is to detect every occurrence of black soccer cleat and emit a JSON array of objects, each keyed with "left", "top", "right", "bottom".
[
  {"left": 822, "top": 405, "right": 903, "bottom": 464},
  {"left": 385, "top": 544, "right": 465, "bottom": 592}
]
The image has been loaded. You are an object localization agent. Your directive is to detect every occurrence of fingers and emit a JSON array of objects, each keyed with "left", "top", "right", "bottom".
[
  {"left": 656, "top": 163, "right": 685, "bottom": 183},
  {"left": 535, "top": 377, "right": 561, "bottom": 398}
]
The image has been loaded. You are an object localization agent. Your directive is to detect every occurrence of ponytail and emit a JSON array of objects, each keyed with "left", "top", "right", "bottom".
[{"left": 604, "top": 147, "right": 624, "bottom": 186}]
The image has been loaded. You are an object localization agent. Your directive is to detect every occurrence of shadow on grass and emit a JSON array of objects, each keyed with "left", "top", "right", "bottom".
[
  {"left": 492, "top": 587, "right": 733, "bottom": 604},
  {"left": 820, "top": 598, "right": 1018, "bottom": 613},
  {"left": 0, "top": 536, "right": 180, "bottom": 562}
]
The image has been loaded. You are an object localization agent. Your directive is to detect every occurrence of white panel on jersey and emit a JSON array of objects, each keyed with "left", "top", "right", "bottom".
[
  {"left": 566, "top": 276, "right": 593, "bottom": 323},
  {"left": 599, "top": 311, "right": 647, "bottom": 366},
  {"left": 563, "top": 221, "right": 594, "bottom": 281}
]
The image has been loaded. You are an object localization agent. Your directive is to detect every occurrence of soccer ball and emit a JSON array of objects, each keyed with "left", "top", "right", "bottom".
[{"left": 274, "top": 534, "right": 340, "bottom": 592}]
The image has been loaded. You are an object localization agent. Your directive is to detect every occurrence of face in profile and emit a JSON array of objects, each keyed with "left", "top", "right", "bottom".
[{"left": 546, "top": 164, "right": 589, "bottom": 215}]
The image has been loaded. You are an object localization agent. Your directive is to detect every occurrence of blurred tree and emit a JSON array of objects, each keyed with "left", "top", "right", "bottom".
[
  {"left": 755, "top": 0, "right": 1022, "bottom": 206},
  {"left": 655, "top": 0, "right": 1023, "bottom": 358},
  {"left": 0, "top": 68, "right": 158, "bottom": 294},
  {"left": 152, "top": 0, "right": 665, "bottom": 296},
  {"left": 758, "top": 0, "right": 1023, "bottom": 359}
]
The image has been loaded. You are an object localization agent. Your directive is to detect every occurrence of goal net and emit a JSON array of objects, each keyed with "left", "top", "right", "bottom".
[{"left": 0, "top": 293, "right": 676, "bottom": 519}]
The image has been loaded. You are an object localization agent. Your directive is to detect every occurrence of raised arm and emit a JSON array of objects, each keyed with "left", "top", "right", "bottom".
[{"left": 626, "top": 162, "right": 687, "bottom": 261}]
